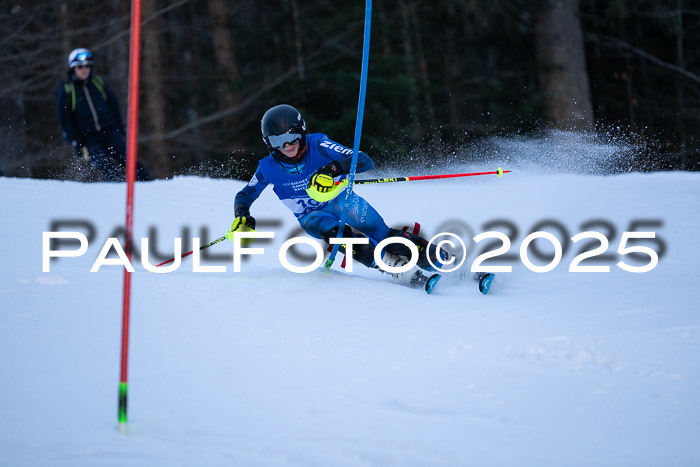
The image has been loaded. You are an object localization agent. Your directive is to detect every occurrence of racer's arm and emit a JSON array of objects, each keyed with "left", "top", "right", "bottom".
[
  {"left": 234, "top": 166, "right": 269, "bottom": 219},
  {"left": 316, "top": 137, "right": 374, "bottom": 175}
]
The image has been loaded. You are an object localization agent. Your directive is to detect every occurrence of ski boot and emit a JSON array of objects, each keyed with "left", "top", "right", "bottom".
[
  {"left": 380, "top": 252, "right": 441, "bottom": 294},
  {"left": 385, "top": 228, "right": 453, "bottom": 272}
]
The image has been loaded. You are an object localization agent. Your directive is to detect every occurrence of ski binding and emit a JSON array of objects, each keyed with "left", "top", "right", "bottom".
[{"left": 412, "top": 270, "right": 441, "bottom": 294}]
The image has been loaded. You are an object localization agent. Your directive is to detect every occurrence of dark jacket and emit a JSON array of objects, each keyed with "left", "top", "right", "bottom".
[{"left": 56, "top": 72, "right": 125, "bottom": 143}]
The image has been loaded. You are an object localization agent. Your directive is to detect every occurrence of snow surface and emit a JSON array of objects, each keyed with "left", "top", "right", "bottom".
[{"left": 2, "top": 157, "right": 700, "bottom": 466}]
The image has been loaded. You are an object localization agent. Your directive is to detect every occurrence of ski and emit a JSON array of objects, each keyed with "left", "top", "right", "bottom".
[
  {"left": 424, "top": 273, "right": 441, "bottom": 294},
  {"left": 477, "top": 273, "right": 495, "bottom": 295}
]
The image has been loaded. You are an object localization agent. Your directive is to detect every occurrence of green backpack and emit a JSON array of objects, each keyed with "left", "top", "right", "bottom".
[{"left": 63, "top": 76, "right": 108, "bottom": 111}]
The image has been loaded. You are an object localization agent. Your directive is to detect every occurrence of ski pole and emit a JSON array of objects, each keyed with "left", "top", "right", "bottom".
[
  {"left": 307, "top": 167, "right": 510, "bottom": 202},
  {"left": 343, "top": 167, "right": 510, "bottom": 185},
  {"left": 155, "top": 234, "right": 227, "bottom": 267}
]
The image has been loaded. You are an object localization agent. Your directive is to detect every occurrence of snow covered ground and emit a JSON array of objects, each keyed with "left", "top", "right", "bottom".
[{"left": 2, "top": 146, "right": 700, "bottom": 465}]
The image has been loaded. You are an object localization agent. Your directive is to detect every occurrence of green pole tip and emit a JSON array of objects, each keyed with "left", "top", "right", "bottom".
[
  {"left": 323, "top": 258, "right": 334, "bottom": 272},
  {"left": 118, "top": 382, "right": 128, "bottom": 426},
  {"left": 497, "top": 167, "right": 503, "bottom": 177}
]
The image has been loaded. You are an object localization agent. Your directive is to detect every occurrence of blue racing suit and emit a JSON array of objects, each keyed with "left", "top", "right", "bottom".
[{"left": 235, "top": 133, "right": 391, "bottom": 244}]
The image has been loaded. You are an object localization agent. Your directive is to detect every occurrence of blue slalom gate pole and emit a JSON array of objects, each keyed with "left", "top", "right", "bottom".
[{"left": 325, "top": 0, "right": 372, "bottom": 271}]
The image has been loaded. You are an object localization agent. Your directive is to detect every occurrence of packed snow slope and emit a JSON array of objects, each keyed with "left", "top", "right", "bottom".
[{"left": 2, "top": 161, "right": 700, "bottom": 465}]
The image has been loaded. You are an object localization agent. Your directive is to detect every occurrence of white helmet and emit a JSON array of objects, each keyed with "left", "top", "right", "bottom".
[{"left": 68, "top": 48, "right": 93, "bottom": 68}]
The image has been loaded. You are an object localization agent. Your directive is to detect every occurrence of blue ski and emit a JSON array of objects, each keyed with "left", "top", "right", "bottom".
[
  {"left": 424, "top": 273, "right": 441, "bottom": 294},
  {"left": 478, "top": 273, "right": 495, "bottom": 295}
]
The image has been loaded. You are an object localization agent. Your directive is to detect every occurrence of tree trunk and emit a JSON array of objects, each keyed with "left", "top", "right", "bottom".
[
  {"left": 0, "top": 92, "right": 27, "bottom": 177},
  {"left": 408, "top": 1, "right": 438, "bottom": 142},
  {"left": 289, "top": 0, "right": 305, "bottom": 80},
  {"left": 207, "top": 0, "right": 245, "bottom": 153},
  {"left": 58, "top": 2, "right": 72, "bottom": 61},
  {"left": 207, "top": 0, "right": 240, "bottom": 106},
  {"left": 444, "top": 10, "right": 459, "bottom": 130},
  {"left": 104, "top": 0, "right": 130, "bottom": 102},
  {"left": 673, "top": 0, "right": 687, "bottom": 168},
  {"left": 398, "top": 0, "right": 421, "bottom": 140},
  {"left": 141, "top": 0, "right": 170, "bottom": 177},
  {"left": 376, "top": 0, "right": 393, "bottom": 57},
  {"left": 533, "top": 0, "right": 594, "bottom": 130}
]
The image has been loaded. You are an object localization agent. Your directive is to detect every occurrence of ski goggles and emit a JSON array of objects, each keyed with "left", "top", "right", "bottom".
[
  {"left": 75, "top": 52, "right": 92, "bottom": 62},
  {"left": 267, "top": 132, "right": 302, "bottom": 150},
  {"left": 71, "top": 52, "right": 94, "bottom": 68}
]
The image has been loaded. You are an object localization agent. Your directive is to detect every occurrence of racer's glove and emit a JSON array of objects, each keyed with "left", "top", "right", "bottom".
[
  {"left": 226, "top": 208, "right": 256, "bottom": 245},
  {"left": 309, "top": 160, "right": 345, "bottom": 193},
  {"left": 230, "top": 215, "right": 256, "bottom": 232},
  {"left": 309, "top": 173, "right": 335, "bottom": 193}
]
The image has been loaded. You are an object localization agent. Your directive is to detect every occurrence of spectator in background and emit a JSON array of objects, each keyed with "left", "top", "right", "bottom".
[{"left": 56, "top": 48, "right": 150, "bottom": 181}]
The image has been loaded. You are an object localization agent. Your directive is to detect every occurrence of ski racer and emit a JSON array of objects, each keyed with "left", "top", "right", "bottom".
[{"left": 231, "top": 104, "right": 495, "bottom": 293}]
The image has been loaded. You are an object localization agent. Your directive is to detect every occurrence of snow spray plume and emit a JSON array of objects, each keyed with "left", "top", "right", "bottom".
[{"left": 377, "top": 126, "right": 661, "bottom": 178}]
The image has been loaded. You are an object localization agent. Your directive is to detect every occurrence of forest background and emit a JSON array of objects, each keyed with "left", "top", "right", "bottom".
[{"left": 1, "top": 0, "right": 698, "bottom": 181}]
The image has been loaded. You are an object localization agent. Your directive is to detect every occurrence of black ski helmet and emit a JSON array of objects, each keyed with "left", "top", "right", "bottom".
[{"left": 261, "top": 104, "right": 307, "bottom": 160}]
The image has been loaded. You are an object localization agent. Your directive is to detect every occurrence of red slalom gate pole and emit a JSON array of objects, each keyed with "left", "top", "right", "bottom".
[{"left": 119, "top": 0, "right": 142, "bottom": 435}]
